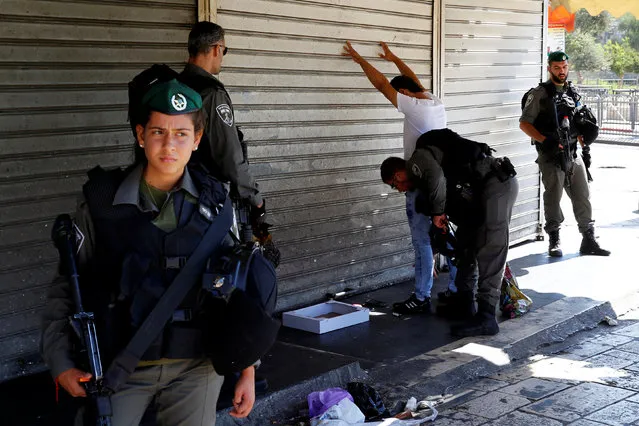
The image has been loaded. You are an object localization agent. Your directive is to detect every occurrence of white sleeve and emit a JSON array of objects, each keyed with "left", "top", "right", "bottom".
[{"left": 396, "top": 92, "right": 412, "bottom": 115}]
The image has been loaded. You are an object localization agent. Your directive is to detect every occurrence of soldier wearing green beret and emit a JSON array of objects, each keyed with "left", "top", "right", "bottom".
[
  {"left": 520, "top": 52, "right": 610, "bottom": 257},
  {"left": 41, "top": 79, "right": 256, "bottom": 425}
]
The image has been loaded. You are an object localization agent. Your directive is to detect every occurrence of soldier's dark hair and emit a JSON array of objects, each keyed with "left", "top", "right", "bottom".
[
  {"left": 380, "top": 157, "right": 407, "bottom": 183},
  {"left": 390, "top": 75, "right": 423, "bottom": 93},
  {"left": 188, "top": 21, "right": 225, "bottom": 57},
  {"left": 133, "top": 109, "right": 206, "bottom": 164}
]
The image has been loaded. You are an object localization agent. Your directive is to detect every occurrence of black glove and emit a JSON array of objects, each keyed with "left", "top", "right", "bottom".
[
  {"left": 250, "top": 199, "right": 266, "bottom": 227},
  {"left": 581, "top": 145, "right": 591, "bottom": 168},
  {"left": 541, "top": 134, "right": 561, "bottom": 153}
]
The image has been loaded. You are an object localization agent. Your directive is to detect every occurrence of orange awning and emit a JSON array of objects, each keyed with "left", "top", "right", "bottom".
[
  {"left": 551, "top": 0, "right": 639, "bottom": 18},
  {"left": 549, "top": 5, "right": 576, "bottom": 32}
]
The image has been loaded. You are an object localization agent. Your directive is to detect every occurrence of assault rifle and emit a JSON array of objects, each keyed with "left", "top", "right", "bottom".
[
  {"left": 52, "top": 214, "right": 112, "bottom": 426},
  {"left": 557, "top": 114, "right": 573, "bottom": 176}
]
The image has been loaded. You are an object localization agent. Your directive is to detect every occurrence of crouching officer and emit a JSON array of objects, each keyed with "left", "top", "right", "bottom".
[
  {"left": 41, "top": 80, "right": 258, "bottom": 425},
  {"left": 520, "top": 51, "right": 609, "bottom": 257},
  {"left": 381, "top": 129, "right": 519, "bottom": 337}
]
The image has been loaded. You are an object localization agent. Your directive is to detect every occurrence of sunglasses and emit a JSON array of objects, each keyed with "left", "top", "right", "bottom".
[{"left": 216, "top": 44, "right": 228, "bottom": 56}]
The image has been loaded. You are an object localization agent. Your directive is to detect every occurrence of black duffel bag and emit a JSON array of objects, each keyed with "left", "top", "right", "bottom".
[{"left": 200, "top": 242, "right": 280, "bottom": 375}]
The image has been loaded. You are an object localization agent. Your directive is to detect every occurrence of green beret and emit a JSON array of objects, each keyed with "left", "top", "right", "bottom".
[
  {"left": 141, "top": 79, "right": 202, "bottom": 115},
  {"left": 548, "top": 51, "right": 569, "bottom": 63}
]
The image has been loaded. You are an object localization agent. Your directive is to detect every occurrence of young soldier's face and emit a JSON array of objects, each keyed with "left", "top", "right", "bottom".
[
  {"left": 548, "top": 60, "right": 569, "bottom": 84},
  {"left": 137, "top": 111, "right": 201, "bottom": 179}
]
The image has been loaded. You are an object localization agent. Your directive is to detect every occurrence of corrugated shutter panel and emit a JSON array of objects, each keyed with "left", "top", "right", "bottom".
[
  {"left": 0, "top": 0, "right": 196, "bottom": 382},
  {"left": 217, "top": 0, "right": 435, "bottom": 309},
  {"left": 443, "top": 0, "right": 544, "bottom": 244}
]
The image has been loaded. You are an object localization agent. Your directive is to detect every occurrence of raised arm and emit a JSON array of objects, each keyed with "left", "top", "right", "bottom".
[
  {"left": 342, "top": 41, "right": 398, "bottom": 107},
  {"left": 379, "top": 42, "right": 425, "bottom": 91}
]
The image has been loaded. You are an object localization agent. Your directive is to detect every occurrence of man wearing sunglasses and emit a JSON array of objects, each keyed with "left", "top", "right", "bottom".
[
  {"left": 179, "top": 21, "right": 266, "bottom": 235},
  {"left": 343, "top": 41, "right": 457, "bottom": 316}
]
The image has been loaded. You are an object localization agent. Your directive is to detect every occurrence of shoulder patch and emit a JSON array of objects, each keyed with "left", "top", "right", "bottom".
[
  {"left": 411, "top": 163, "right": 422, "bottom": 178},
  {"left": 72, "top": 221, "right": 85, "bottom": 255},
  {"left": 524, "top": 92, "right": 535, "bottom": 108},
  {"left": 216, "top": 104, "right": 234, "bottom": 127}
]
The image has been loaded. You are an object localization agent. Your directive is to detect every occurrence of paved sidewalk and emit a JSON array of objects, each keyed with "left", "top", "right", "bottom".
[{"left": 433, "top": 308, "right": 639, "bottom": 425}]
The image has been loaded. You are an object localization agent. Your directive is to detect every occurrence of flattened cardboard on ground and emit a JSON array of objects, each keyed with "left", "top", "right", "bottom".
[{"left": 282, "top": 301, "right": 369, "bottom": 334}]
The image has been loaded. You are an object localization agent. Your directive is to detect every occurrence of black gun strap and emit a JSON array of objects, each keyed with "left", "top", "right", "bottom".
[{"left": 103, "top": 198, "right": 233, "bottom": 393}]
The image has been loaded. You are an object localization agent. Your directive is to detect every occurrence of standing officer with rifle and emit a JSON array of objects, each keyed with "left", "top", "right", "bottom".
[
  {"left": 41, "top": 80, "right": 266, "bottom": 425},
  {"left": 520, "top": 51, "right": 609, "bottom": 258}
]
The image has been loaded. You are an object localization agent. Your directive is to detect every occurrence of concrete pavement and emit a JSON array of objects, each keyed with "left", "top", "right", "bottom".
[{"left": 433, "top": 308, "right": 639, "bottom": 425}]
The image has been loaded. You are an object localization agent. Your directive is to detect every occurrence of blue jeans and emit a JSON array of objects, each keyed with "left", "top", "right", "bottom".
[{"left": 406, "top": 190, "right": 457, "bottom": 300}]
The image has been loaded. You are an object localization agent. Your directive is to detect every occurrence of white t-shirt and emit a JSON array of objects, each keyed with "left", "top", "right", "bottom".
[{"left": 397, "top": 92, "right": 447, "bottom": 159}]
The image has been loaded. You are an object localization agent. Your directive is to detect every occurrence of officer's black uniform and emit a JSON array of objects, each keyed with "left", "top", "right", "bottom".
[
  {"left": 179, "top": 63, "right": 263, "bottom": 207},
  {"left": 520, "top": 51, "right": 609, "bottom": 257},
  {"left": 41, "top": 80, "right": 244, "bottom": 425},
  {"left": 404, "top": 129, "right": 519, "bottom": 336}
]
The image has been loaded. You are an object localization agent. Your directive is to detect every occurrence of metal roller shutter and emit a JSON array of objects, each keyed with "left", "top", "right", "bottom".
[
  {"left": 0, "top": 0, "right": 196, "bottom": 382},
  {"left": 216, "top": 0, "right": 435, "bottom": 309},
  {"left": 443, "top": 0, "right": 545, "bottom": 244}
]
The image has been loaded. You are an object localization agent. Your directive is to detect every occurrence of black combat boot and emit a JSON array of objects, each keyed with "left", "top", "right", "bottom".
[
  {"left": 548, "top": 230, "right": 562, "bottom": 257},
  {"left": 580, "top": 229, "right": 610, "bottom": 256},
  {"left": 451, "top": 300, "right": 499, "bottom": 337},
  {"left": 436, "top": 290, "right": 476, "bottom": 320}
]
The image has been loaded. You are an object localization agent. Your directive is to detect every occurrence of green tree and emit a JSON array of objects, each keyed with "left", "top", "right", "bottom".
[
  {"left": 574, "top": 9, "right": 613, "bottom": 41},
  {"left": 619, "top": 13, "right": 639, "bottom": 51},
  {"left": 604, "top": 38, "right": 639, "bottom": 86},
  {"left": 565, "top": 30, "right": 608, "bottom": 83}
]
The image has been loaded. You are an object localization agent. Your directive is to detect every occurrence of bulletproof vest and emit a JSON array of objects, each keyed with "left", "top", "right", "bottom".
[
  {"left": 532, "top": 81, "right": 581, "bottom": 146},
  {"left": 414, "top": 129, "right": 494, "bottom": 228},
  {"left": 81, "top": 165, "right": 230, "bottom": 362},
  {"left": 414, "top": 128, "right": 493, "bottom": 185}
]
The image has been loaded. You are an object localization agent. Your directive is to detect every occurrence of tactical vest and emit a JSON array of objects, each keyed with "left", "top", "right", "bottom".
[
  {"left": 81, "top": 165, "right": 231, "bottom": 362},
  {"left": 532, "top": 81, "right": 581, "bottom": 150},
  {"left": 414, "top": 129, "right": 495, "bottom": 228},
  {"left": 414, "top": 128, "right": 494, "bottom": 185}
]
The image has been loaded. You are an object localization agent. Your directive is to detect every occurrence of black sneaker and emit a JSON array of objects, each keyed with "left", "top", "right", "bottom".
[{"left": 393, "top": 294, "right": 431, "bottom": 314}]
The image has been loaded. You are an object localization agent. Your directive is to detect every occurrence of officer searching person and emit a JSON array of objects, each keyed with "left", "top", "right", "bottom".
[
  {"left": 343, "top": 40, "right": 458, "bottom": 316},
  {"left": 41, "top": 80, "right": 256, "bottom": 425},
  {"left": 381, "top": 129, "right": 519, "bottom": 336},
  {"left": 178, "top": 21, "right": 267, "bottom": 241},
  {"left": 520, "top": 51, "right": 609, "bottom": 257}
]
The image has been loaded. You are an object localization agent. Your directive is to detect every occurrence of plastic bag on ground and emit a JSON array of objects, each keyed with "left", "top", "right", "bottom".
[
  {"left": 499, "top": 262, "right": 533, "bottom": 319},
  {"left": 358, "top": 399, "right": 438, "bottom": 425},
  {"left": 308, "top": 387, "right": 354, "bottom": 418},
  {"left": 310, "top": 398, "right": 365, "bottom": 426}
]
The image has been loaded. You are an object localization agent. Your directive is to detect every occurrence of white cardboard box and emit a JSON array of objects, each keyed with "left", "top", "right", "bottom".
[{"left": 282, "top": 301, "right": 370, "bottom": 334}]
